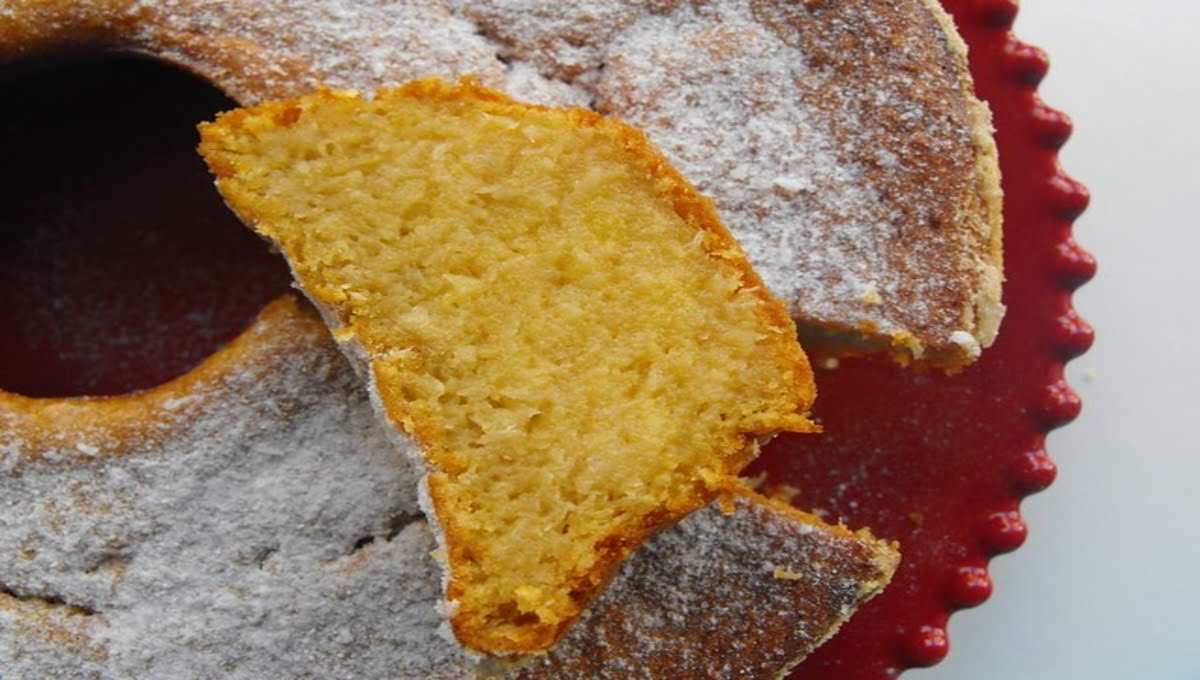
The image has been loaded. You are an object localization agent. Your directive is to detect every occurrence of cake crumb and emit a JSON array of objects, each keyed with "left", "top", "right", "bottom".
[
  {"left": 772, "top": 566, "right": 803, "bottom": 580},
  {"left": 765, "top": 484, "right": 801, "bottom": 504},
  {"left": 949, "top": 330, "right": 982, "bottom": 360},
  {"left": 74, "top": 443, "right": 99, "bottom": 457},
  {"left": 741, "top": 470, "right": 769, "bottom": 490},
  {"left": 859, "top": 283, "right": 882, "bottom": 306},
  {"left": 771, "top": 176, "right": 812, "bottom": 196}
]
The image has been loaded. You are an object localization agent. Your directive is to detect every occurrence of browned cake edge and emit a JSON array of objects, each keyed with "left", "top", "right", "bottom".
[
  {"left": 0, "top": 296, "right": 325, "bottom": 463},
  {"left": 874, "top": 0, "right": 1004, "bottom": 368},
  {"left": 783, "top": 0, "right": 1003, "bottom": 370},
  {"left": 923, "top": 0, "right": 1005, "bottom": 362}
]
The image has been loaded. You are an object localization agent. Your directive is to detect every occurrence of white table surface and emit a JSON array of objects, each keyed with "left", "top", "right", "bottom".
[{"left": 913, "top": 2, "right": 1200, "bottom": 679}]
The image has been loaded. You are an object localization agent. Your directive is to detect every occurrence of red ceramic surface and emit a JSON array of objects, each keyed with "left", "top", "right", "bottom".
[{"left": 0, "top": 1, "right": 1090, "bottom": 677}]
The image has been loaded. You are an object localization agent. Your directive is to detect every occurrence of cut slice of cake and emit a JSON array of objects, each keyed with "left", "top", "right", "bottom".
[{"left": 198, "top": 78, "right": 818, "bottom": 656}]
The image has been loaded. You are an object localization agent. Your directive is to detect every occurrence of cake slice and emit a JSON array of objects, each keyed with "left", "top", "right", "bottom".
[{"left": 198, "top": 78, "right": 817, "bottom": 656}]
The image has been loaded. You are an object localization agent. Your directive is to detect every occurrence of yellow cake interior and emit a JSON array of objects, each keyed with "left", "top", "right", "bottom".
[{"left": 199, "top": 79, "right": 816, "bottom": 654}]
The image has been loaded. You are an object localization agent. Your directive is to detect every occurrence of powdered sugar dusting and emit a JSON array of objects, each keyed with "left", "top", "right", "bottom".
[
  {"left": 502, "top": 61, "right": 593, "bottom": 109},
  {"left": 516, "top": 491, "right": 897, "bottom": 679},
  {"left": 125, "top": 0, "right": 507, "bottom": 103},
  {"left": 595, "top": 1, "right": 892, "bottom": 325},
  {"left": 444, "top": 0, "right": 668, "bottom": 80},
  {"left": 0, "top": 301, "right": 465, "bottom": 677}
]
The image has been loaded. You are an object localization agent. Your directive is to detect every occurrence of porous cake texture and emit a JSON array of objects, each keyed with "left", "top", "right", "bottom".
[{"left": 198, "top": 78, "right": 817, "bottom": 655}]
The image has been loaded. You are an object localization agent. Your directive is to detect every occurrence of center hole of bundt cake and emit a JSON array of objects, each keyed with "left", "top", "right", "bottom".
[{"left": 0, "top": 54, "right": 291, "bottom": 397}]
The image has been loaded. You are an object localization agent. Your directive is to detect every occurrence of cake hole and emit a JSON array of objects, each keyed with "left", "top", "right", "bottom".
[{"left": 0, "top": 54, "right": 291, "bottom": 397}]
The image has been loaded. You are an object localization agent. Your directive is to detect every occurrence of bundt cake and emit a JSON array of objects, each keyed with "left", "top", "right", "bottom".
[{"left": 0, "top": 0, "right": 1002, "bottom": 671}]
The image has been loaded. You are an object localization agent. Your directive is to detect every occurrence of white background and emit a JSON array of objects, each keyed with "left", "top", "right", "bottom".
[{"left": 915, "top": 1, "right": 1200, "bottom": 679}]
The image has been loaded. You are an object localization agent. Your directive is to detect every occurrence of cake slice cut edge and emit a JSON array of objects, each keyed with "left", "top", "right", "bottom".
[{"left": 197, "top": 77, "right": 818, "bottom": 656}]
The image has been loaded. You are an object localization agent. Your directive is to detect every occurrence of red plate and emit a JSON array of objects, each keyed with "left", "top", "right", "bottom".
[
  {"left": 751, "top": 1, "right": 1094, "bottom": 676},
  {"left": 0, "top": 1, "right": 1090, "bottom": 676}
]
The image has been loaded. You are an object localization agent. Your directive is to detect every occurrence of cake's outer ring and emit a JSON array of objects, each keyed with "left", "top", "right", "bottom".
[
  {"left": 922, "top": 0, "right": 1005, "bottom": 357},
  {"left": 755, "top": 1, "right": 1094, "bottom": 674},
  {"left": 791, "top": 0, "right": 1004, "bottom": 369},
  {"left": 514, "top": 481, "right": 899, "bottom": 679}
]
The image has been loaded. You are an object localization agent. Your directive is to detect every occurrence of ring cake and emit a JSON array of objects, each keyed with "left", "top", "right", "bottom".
[
  {"left": 0, "top": 0, "right": 998, "bottom": 673},
  {"left": 0, "top": 298, "right": 898, "bottom": 678},
  {"left": 198, "top": 78, "right": 817, "bottom": 655},
  {"left": 2, "top": 0, "right": 1002, "bottom": 366}
]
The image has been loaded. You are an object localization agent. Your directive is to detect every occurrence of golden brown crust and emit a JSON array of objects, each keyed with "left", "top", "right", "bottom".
[
  {"left": 0, "top": 0, "right": 507, "bottom": 104},
  {"left": 0, "top": 1, "right": 121, "bottom": 58},
  {"left": 0, "top": 0, "right": 303, "bottom": 102}
]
